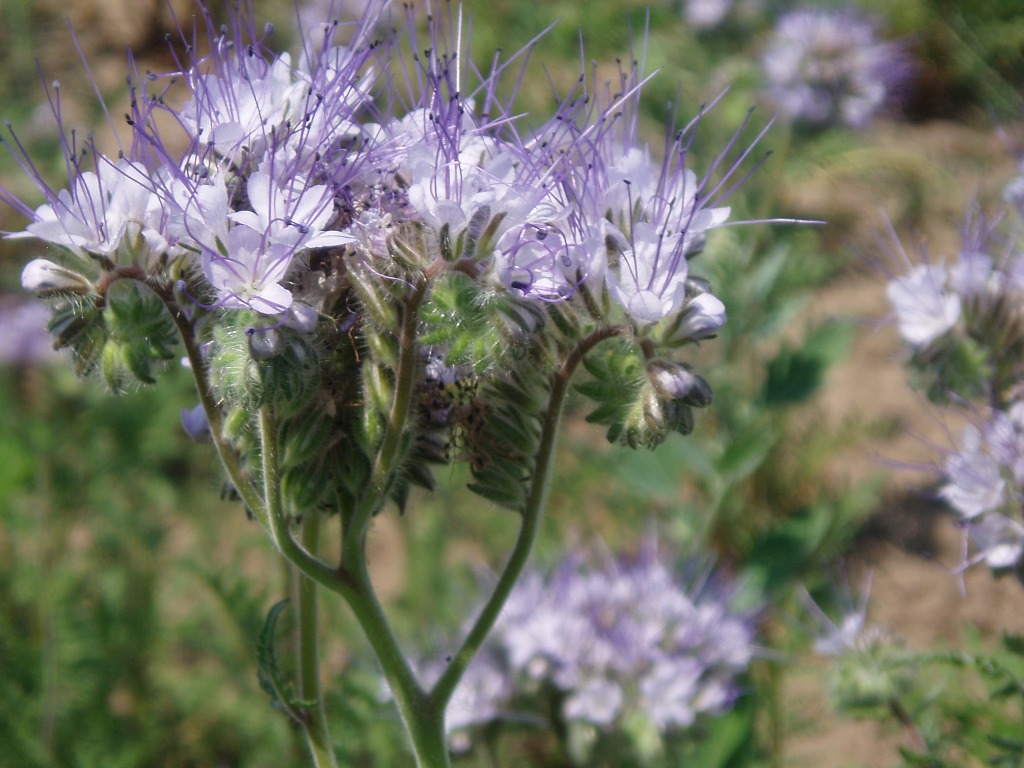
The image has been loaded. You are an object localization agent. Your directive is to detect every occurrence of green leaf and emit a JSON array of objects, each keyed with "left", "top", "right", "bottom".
[
  {"left": 256, "top": 599, "right": 313, "bottom": 723},
  {"left": 689, "top": 696, "right": 755, "bottom": 768},
  {"left": 762, "top": 320, "right": 854, "bottom": 406}
]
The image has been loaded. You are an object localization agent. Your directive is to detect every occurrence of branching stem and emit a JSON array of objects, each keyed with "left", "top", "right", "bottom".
[{"left": 430, "top": 325, "right": 624, "bottom": 708}]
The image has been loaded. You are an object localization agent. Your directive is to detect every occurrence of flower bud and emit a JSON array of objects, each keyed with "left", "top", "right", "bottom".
[
  {"left": 248, "top": 326, "right": 283, "bottom": 360},
  {"left": 663, "top": 292, "right": 726, "bottom": 346},
  {"left": 181, "top": 403, "right": 212, "bottom": 442},
  {"left": 647, "top": 361, "right": 713, "bottom": 407},
  {"left": 827, "top": 627, "right": 913, "bottom": 713},
  {"left": 21, "top": 259, "right": 93, "bottom": 298}
]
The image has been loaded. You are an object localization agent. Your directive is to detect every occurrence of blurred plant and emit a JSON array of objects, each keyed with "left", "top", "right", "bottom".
[
  {"left": 428, "top": 538, "right": 758, "bottom": 766},
  {"left": 887, "top": 167, "right": 1024, "bottom": 582},
  {"left": 760, "top": 7, "right": 910, "bottom": 131},
  {"left": 808, "top": 576, "right": 1024, "bottom": 767},
  {"left": 1, "top": 0, "right": 798, "bottom": 765}
]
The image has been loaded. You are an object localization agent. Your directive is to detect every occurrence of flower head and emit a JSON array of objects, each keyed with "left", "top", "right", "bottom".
[
  {"left": 435, "top": 540, "right": 758, "bottom": 752},
  {"left": 762, "top": 8, "right": 908, "bottom": 129}
]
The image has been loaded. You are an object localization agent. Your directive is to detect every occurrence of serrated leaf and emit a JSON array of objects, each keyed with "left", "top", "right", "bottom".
[{"left": 256, "top": 599, "right": 315, "bottom": 723}]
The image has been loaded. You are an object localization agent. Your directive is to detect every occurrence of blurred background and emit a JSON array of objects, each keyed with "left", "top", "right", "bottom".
[{"left": 2, "top": 0, "right": 1024, "bottom": 766}]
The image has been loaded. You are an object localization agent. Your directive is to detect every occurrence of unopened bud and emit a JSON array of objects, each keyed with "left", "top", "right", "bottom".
[
  {"left": 647, "top": 361, "right": 713, "bottom": 407},
  {"left": 664, "top": 292, "right": 726, "bottom": 345},
  {"left": 21, "top": 259, "right": 93, "bottom": 297},
  {"left": 248, "top": 326, "right": 283, "bottom": 360}
]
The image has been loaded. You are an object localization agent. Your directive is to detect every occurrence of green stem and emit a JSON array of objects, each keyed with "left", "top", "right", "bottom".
[
  {"left": 430, "top": 325, "right": 623, "bottom": 709},
  {"left": 164, "top": 288, "right": 446, "bottom": 763},
  {"left": 257, "top": 407, "right": 347, "bottom": 593},
  {"left": 297, "top": 513, "right": 338, "bottom": 768},
  {"left": 166, "top": 295, "right": 269, "bottom": 525},
  {"left": 341, "top": 529, "right": 450, "bottom": 767},
  {"left": 888, "top": 698, "right": 930, "bottom": 760}
]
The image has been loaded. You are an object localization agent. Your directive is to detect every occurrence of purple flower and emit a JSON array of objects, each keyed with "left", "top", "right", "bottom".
[
  {"left": 437, "top": 540, "right": 758, "bottom": 750},
  {"left": 0, "top": 296, "right": 61, "bottom": 366},
  {"left": 942, "top": 403, "right": 1024, "bottom": 572},
  {"left": 761, "top": 8, "right": 907, "bottom": 129}
]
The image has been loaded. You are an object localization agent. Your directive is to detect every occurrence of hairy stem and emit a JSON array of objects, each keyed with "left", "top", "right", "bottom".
[
  {"left": 257, "top": 407, "right": 345, "bottom": 593},
  {"left": 166, "top": 294, "right": 268, "bottom": 525},
  {"left": 340, "top": 529, "right": 449, "bottom": 767},
  {"left": 297, "top": 513, "right": 338, "bottom": 768},
  {"left": 430, "top": 325, "right": 624, "bottom": 708}
]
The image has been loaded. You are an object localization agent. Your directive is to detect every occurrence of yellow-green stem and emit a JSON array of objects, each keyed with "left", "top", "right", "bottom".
[{"left": 298, "top": 513, "right": 338, "bottom": 768}]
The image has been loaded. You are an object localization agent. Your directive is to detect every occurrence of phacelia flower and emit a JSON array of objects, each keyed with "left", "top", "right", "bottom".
[
  {"left": 761, "top": 8, "right": 907, "bottom": 129},
  {"left": 886, "top": 263, "right": 962, "bottom": 347},
  {"left": 942, "top": 402, "right": 1024, "bottom": 573},
  {"left": 434, "top": 540, "right": 758, "bottom": 753},
  {"left": 805, "top": 576, "right": 915, "bottom": 713},
  {"left": 885, "top": 200, "right": 1024, "bottom": 407}
]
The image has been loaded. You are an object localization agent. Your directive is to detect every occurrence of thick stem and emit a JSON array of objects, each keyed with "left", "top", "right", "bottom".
[
  {"left": 297, "top": 513, "right": 338, "bottom": 768},
  {"left": 341, "top": 534, "right": 450, "bottom": 767},
  {"left": 430, "top": 326, "right": 623, "bottom": 709}
]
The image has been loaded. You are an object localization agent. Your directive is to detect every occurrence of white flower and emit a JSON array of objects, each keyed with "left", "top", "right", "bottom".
[
  {"left": 942, "top": 425, "right": 1006, "bottom": 519},
  {"left": 201, "top": 226, "right": 296, "bottom": 314},
  {"left": 21, "top": 259, "right": 92, "bottom": 296},
  {"left": 886, "top": 263, "right": 961, "bottom": 347},
  {"left": 970, "top": 514, "right": 1024, "bottom": 569},
  {"left": 230, "top": 168, "right": 353, "bottom": 250}
]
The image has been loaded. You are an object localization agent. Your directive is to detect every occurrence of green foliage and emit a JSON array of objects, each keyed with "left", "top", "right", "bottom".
[
  {"left": 257, "top": 600, "right": 316, "bottom": 722},
  {"left": 762, "top": 320, "right": 854, "bottom": 407},
  {"left": 576, "top": 339, "right": 646, "bottom": 444}
]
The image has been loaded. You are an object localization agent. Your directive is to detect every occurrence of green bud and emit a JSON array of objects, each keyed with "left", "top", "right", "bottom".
[
  {"left": 827, "top": 627, "right": 913, "bottom": 714},
  {"left": 223, "top": 405, "right": 254, "bottom": 442},
  {"left": 47, "top": 300, "right": 107, "bottom": 376},
  {"left": 101, "top": 280, "right": 177, "bottom": 386},
  {"left": 281, "top": 461, "right": 328, "bottom": 512},
  {"left": 279, "top": 406, "right": 333, "bottom": 469},
  {"left": 262, "top": 332, "right": 320, "bottom": 407},
  {"left": 209, "top": 315, "right": 270, "bottom": 409},
  {"left": 364, "top": 363, "right": 394, "bottom": 417},
  {"left": 364, "top": 327, "right": 399, "bottom": 369},
  {"left": 101, "top": 339, "right": 131, "bottom": 393}
]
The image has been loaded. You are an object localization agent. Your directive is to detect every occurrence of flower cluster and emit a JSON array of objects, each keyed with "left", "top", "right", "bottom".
[
  {"left": 805, "top": 578, "right": 914, "bottom": 714},
  {"left": 887, "top": 170, "right": 1024, "bottom": 578},
  {"left": 886, "top": 208, "right": 1024, "bottom": 406},
  {"left": 5, "top": 1, "right": 768, "bottom": 511},
  {"left": 942, "top": 403, "right": 1024, "bottom": 572},
  {"left": 437, "top": 541, "right": 758, "bottom": 758},
  {"left": 761, "top": 8, "right": 907, "bottom": 130}
]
